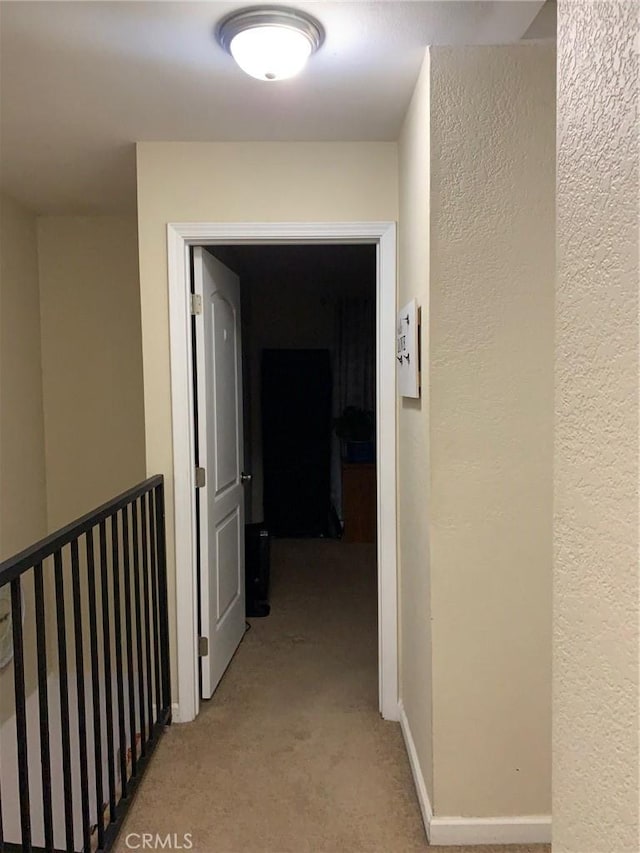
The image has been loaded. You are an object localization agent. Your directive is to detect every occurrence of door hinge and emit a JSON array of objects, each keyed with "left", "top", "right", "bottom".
[
  {"left": 195, "top": 466, "right": 206, "bottom": 488},
  {"left": 198, "top": 636, "right": 209, "bottom": 657},
  {"left": 190, "top": 293, "right": 202, "bottom": 315}
]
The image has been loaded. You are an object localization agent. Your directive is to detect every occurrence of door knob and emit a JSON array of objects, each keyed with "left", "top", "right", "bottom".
[{"left": 241, "top": 472, "right": 252, "bottom": 483}]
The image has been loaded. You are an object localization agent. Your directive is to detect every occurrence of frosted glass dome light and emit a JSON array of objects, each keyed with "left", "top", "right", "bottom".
[
  {"left": 217, "top": 7, "right": 324, "bottom": 82},
  {"left": 230, "top": 26, "right": 311, "bottom": 81}
]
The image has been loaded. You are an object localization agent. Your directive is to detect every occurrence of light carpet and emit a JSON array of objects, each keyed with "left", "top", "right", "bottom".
[{"left": 116, "top": 539, "right": 549, "bottom": 853}]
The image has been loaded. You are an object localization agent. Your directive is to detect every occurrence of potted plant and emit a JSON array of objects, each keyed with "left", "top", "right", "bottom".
[{"left": 333, "top": 406, "right": 375, "bottom": 463}]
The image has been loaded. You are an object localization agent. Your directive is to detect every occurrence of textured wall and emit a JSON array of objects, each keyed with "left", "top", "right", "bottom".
[
  {"left": 397, "top": 50, "right": 434, "bottom": 804},
  {"left": 37, "top": 215, "right": 146, "bottom": 530},
  {"left": 0, "top": 192, "right": 47, "bottom": 558},
  {"left": 430, "top": 45, "right": 555, "bottom": 816},
  {"left": 554, "top": 3, "right": 639, "bottom": 851},
  {"left": 136, "top": 142, "right": 398, "bottom": 698}
]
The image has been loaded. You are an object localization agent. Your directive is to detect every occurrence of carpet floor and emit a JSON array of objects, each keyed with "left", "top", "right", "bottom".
[{"left": 116, "top": 539, "right": 550, "bottom": 853}]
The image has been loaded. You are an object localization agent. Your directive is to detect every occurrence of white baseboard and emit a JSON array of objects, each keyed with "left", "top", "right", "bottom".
[
  {"left": 398, "top": 700, "right": 433, "bottom": 841},
  {"left": 171, "top": 702, "right": 183, "bottom": 723},
  {"left": 430, "top": 815, "right": 552, "bottom": 846},
  {"left": 397, "top": 700, "right": 552, "bottom": 847}
]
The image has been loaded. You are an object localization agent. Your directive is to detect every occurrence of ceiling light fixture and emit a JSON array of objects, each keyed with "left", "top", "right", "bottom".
[{"left": 216, "top": 6, "right": 324, "bottom": 82}]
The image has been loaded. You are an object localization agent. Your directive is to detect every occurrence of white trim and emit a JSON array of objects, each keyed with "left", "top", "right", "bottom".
[
  {"left": 375, "top": 224, "right": 399, "bottom": 721},
  {"left": 167, "top": 224, "right": 200, "bottom": 725},
  {"left": 398, "top": 701, "right": 551, "bottom": 847},
  {"left": 167, "top": 221, "right": 399, "bottom": 724},
  {"left": 398, "top": 700, "right": 433, "bottom": 842},
  {"left": 429, "top": 815, "right": 552, "bottom": 847}
]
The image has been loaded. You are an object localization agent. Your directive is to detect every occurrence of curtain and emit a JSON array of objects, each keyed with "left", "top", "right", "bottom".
[{"left": 331, "top": 296, "right": 376, "bottom": 522}]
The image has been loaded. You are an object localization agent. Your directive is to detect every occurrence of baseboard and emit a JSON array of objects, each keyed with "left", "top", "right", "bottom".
[
  {"left": 397, "top": 701, "right": 552, "bottom": 847},
  {"left": 429, "top": 815, "right": 552, "bottom": 846},
  {"left": 398, "top": 700, "right": 433, "bottom": 841},
  {"left": 171, "top": 702, "right": 182, "bottom": 723}
]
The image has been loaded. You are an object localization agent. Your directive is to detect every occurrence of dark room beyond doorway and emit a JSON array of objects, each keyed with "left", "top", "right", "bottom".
[{"left": 208, "top": 243, "right": 376, "bottom": 542}]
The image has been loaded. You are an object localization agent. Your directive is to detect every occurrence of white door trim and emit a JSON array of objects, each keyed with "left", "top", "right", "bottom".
[{"left": 167, "top": 221, "right": 398, "bottom": 724}]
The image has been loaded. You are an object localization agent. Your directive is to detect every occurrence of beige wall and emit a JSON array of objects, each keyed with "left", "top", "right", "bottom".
[
  {"left": 136, "top": 141, "right": 398, "bottom": 697},
  {"left": 0, "top": 192, "right": 47, "bottom": 557},
  {"left": 429, "top": 45, "right": 555, "bottom": 816},
  {"left": 397, "top": 51, "right": 434, "bottom": 803},
  {"left": 37, "top": 215, "right": 146, "bottom": 530},
  {"left": 554, "top": 3, "right": 639, "bottom": 851},
  {"left": 0, "top": 192, "right": 48, "bottom": 725}
]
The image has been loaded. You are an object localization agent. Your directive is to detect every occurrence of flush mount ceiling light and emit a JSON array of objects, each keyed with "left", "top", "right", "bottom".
[{"left": 216, "top": 6, "right": 324, "bottom": 82}]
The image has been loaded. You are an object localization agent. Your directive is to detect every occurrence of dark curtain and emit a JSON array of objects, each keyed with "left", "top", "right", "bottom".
[{"left": 331, "top": 297, "right": 376, "bottom": 520}]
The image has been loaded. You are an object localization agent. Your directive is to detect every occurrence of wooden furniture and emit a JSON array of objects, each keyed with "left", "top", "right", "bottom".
[{"left": 342, "top": 462, "right": 376, "bottom": 543}]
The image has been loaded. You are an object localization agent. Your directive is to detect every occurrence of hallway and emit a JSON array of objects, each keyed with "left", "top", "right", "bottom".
[{"left": 116, "top": 540, "right": 550, "bottom": 853}]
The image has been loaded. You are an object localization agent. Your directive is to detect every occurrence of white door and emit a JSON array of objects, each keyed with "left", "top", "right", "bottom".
[{"left": 193, "top": 247, "right": 246, "bottom": 699}]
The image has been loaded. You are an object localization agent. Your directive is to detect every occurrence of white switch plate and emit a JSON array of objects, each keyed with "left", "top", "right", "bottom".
[{"left": 397, "top": 298, "right": 420, "bottom": 398}]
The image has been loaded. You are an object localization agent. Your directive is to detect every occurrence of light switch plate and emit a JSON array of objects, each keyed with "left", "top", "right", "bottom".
[{"left": 397, "top": 298, "right": 420, "bottom": 398}]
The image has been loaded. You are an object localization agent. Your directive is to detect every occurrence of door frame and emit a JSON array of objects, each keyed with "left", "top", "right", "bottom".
[{"left": 167, "top": 221, "right": 398, "bottom": 724}]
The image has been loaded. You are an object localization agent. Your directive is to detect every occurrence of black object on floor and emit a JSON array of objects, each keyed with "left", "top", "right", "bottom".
[
  {"left": 245, "top": 523, "right": 271, "bottom": 617},
  {"left": 261, "top": 348, "right": 332, "bottom": 537}
]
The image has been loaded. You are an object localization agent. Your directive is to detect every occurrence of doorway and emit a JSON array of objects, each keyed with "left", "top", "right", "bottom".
[
  {"left": 196, "top": 242, "right": 378, "bottom": 705},
  {"left": 167, "top": 222, "right": 398, "bottom": 724}
]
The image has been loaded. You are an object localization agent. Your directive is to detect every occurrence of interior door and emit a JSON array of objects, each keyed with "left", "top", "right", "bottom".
[{"left": 193, "top": 247, "right": 245, "bottom": 699}]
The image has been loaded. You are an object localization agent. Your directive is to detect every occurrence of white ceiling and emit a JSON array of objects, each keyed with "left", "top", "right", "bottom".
[{"left": 0, "top": 1, "right": 551, "bottom": 214}]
